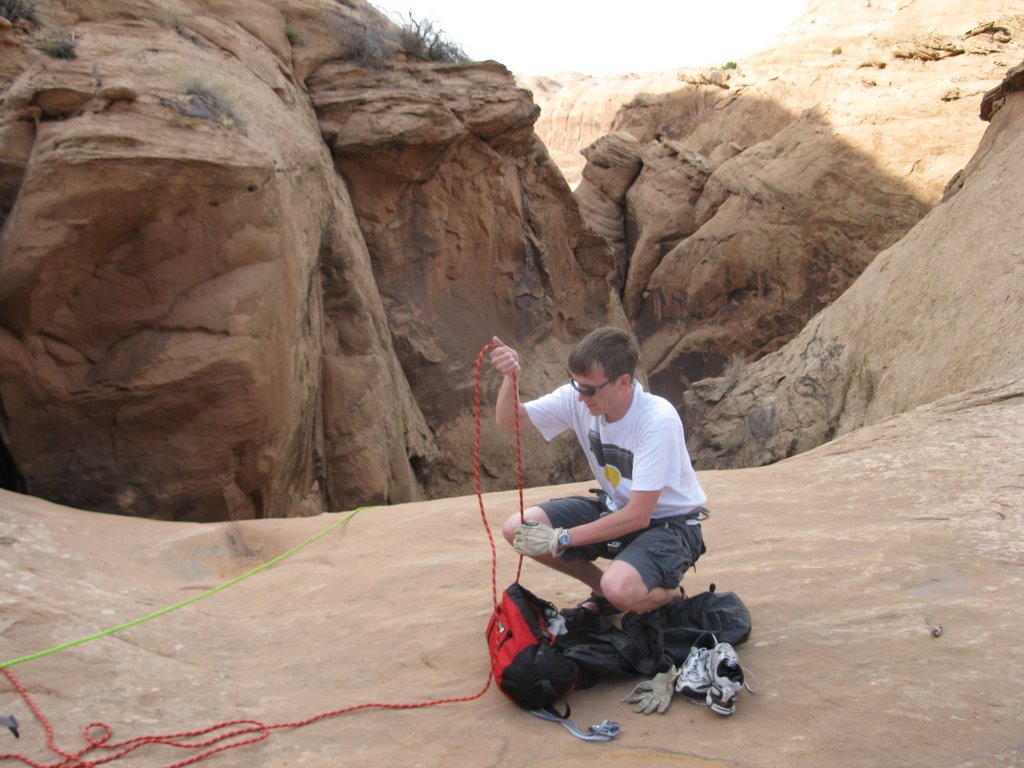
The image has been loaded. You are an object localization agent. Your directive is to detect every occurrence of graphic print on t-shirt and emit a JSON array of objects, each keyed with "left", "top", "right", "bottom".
[{"left": 587, "top": 429, "right": 634, "bottom": 489}]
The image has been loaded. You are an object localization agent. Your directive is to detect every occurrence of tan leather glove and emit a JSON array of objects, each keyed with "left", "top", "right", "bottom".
[
  {"left": 622, "top": 666, "right": 680, "bottom": 714},
  {"left": 512, "top": 520, "right": 569, "bottom": 557}
]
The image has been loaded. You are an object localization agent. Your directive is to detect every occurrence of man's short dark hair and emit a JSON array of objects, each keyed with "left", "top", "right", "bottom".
[{"left": 568, "top": 326, "right": 639, "bottom": 381}]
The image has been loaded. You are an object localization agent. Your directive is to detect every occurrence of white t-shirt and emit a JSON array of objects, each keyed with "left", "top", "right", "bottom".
[{"left": 525, "top": 381, "right": 707, "bottom": 519}]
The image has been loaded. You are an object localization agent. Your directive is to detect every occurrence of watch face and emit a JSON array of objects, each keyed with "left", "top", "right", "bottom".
[{"left": 559, "top": 531, "right": 571, "bottom": 546}]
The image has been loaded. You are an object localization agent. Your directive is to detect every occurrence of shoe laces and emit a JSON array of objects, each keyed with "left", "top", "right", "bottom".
[
  {"left": 712, "top": 662, "right": 760, "bottom": 697},
  {"left": 681, "top": 647, "right": 710, "bottom": 680}
]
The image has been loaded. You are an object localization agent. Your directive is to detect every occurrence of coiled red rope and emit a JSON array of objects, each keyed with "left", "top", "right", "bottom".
[
  {"left": 1, "top": 665, "right": 495, "bottom": 768},
  {"left": 0, "top": 342, "right": 525, "bottom": 768}
]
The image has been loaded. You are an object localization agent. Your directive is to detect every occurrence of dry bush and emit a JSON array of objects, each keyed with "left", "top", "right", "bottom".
[
  {"left": 351, "top": 18, "right": 392, "bottom": 69},
  {"left": 40, "top": 30, "right": 76, "bottom": 59},
  {"left": 397, "top": 13, "right": 467, "bottom": 63},
  {"left": 0, "top": 0, "right": 38, "bottom": 25}
]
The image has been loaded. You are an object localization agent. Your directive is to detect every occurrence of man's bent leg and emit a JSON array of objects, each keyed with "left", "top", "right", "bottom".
[
  {"left": 530, "top": 552, "right": 606, "bottom": 597},
  {"left": 501, "top": 505, "right": 607, "bottom": 597},
  {"left": 600, "top": 559, "right": 682, "bottom": 613}
]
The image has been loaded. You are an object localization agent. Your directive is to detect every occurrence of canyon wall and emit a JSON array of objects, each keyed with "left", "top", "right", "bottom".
[
  {"left": 0, "top": 0, "right": 1021, "bottom": 520},
  {"left": 0, "top": 0, "right": 621, "bottom": 520},
  {"left": 524, "top": 1, "right": 1024, "bottom": 415}
]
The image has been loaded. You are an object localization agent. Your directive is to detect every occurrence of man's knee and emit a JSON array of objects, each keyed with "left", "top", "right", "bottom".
[
  {"left": 501, "top": 505, "right": 550, "bottom": 543},
  {"left": 599, "top": 563, "right": 649, "bottom": 610}
]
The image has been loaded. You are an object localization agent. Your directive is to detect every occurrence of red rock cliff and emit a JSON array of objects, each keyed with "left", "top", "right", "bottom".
[{"left": 0, "top": 0, "right": 622, "bottom": 520}]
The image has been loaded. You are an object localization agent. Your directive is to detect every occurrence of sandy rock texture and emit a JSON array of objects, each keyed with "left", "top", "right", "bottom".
[
  {"left": 1, "top": 2, "right": 1022, "bottom": 764},
  {"left": 0, "top": 374, "right": 1021, "bottom": 767},
  {"left": 0, "top": 0, "right": 347, "bottom": 523},
  {"left": 305, "top": 57, "right": 619, "bottom": 496},
  {"left": 683, "top": 61, "right": 1024, "bottom": 469},
  {"left": 0, "top": 0, "right": 1021, "bottom": 528},
  {"left": 0, "top": 0, "right": 621, "bottom": 521},
  {"left": 524, "top": 1, "right": 1024, "bottom": 403}
]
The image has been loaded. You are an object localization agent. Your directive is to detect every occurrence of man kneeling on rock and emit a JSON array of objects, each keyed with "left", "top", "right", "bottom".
[{"left": 489, "top": 326, "right": 708, "bottom": 615}]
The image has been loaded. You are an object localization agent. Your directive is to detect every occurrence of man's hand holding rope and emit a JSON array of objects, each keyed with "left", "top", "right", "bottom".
[{"left": 513, "top": 521, "right": 569, "bottom": 558}]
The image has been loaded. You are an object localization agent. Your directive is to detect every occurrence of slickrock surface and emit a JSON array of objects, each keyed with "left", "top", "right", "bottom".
[{"left": 2, "top": 376, "right": 1022, "bottom": 766}]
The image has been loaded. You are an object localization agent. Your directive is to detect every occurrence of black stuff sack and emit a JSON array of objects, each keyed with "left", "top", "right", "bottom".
[
  {"left": 558, "top": 587, "right": 753, "bottom": 680},
  {"left": 486, "top": 583, "right": 580, "bottom": 709}
]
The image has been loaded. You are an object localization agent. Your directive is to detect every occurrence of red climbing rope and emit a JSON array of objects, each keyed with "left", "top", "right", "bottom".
[
  {"left": 0, "top": 341, "right": 524, "bottom": 768},
  {"left": 2, "top": 667, "right": 274, "bottom": 768},
  {"left": 473, "top": 341, "right": 526, "bottom": 607},
  {"left": 1, "top": 665, "right": 494, "bottom": 768}
]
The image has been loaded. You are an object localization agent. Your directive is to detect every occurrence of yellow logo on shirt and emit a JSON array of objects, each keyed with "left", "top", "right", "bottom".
[{"left": 604, "top": 465, "right": 621, "bottom": 487}]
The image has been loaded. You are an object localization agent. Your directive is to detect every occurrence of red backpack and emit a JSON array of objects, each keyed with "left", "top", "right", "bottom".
[
  {"left": 473, "top": 345, "right": 580, "bottom": 711},
  {"left": 485, "top": 583, "right": 580, "bottom": 710}
]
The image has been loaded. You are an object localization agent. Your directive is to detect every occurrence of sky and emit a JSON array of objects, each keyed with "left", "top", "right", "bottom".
[{"left": 373, "top": 1, "right": 809, "bottom": 76}]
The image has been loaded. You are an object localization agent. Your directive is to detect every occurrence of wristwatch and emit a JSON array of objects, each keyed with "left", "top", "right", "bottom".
[{"left": 557, "top": 529, "right": 572, "bottom": 549}]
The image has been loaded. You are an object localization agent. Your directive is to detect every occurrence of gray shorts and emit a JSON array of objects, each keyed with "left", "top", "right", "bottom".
[{"left": 538, "top": 494, "right": 707, "bottom": 591}]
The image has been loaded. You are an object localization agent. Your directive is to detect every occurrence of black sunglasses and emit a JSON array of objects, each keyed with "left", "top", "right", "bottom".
[{"left": 569, "top": 376, "right": 612, "bottom": 398}]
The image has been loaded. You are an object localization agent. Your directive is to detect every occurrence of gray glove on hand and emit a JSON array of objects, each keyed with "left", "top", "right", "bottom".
[
  {"left": 512, "top": 520, "right": 568, "bottom": 557},
  {"left": 622, "top": 666, "right": 680, "bottom": 715}
]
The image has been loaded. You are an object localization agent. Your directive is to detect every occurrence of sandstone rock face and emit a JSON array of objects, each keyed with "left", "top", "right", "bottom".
[
  {"left": 0, "top": 1, "right": 343, "bottom": 521},
  {"left": 0, "top": 0, "right": 623, "bottom": 520},
  {"left": 683, "top": 64, "right": 1024, "bottom": 468},
  {"left": 306, "top": 59, "right": 621, "bottom": 500},
  {"left": 572, "top": 131, "right": 642, "bottom": 287},
  {"left": 519, "top": 70, "right": 684, "bottom": 189},
  {"left": 528, "top": 1, "right": 1024, "bottom": 417},
  {"left": 1, "top": 0, "right": 1021, "bottom": 520},
  {"left": 631, "top": 114, "right": 931, "bottom": 407}
]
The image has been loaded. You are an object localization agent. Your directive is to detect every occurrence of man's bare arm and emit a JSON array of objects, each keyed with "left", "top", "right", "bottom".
[
  {"left": 490, "top": 336, "right": 532, "bottom": 432},
  {"left": 565, "top": 489, "right": 661, "bottom": 546}
]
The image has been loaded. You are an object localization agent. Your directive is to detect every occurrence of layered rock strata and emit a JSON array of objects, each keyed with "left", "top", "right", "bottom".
[{"left": 0, "top": 0, "right": 621, "bottom": 520}]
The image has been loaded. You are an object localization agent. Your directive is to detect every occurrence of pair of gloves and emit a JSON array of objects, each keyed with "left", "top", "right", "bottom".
[{"left": 512, "top": 520, "right": 569, "bottom": 558}]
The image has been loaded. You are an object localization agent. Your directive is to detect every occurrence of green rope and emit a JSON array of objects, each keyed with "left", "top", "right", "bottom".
[{"left": 0, "top": 506, "right": 369, "bottom": 670}]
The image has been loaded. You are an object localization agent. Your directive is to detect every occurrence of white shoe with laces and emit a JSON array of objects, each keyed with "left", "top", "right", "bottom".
[
  {"left": 705, "top": 640, "right": 746, "bottom": 716},
  {"left": 675, "top": 631, "right": 717, "bottom": 705}
]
